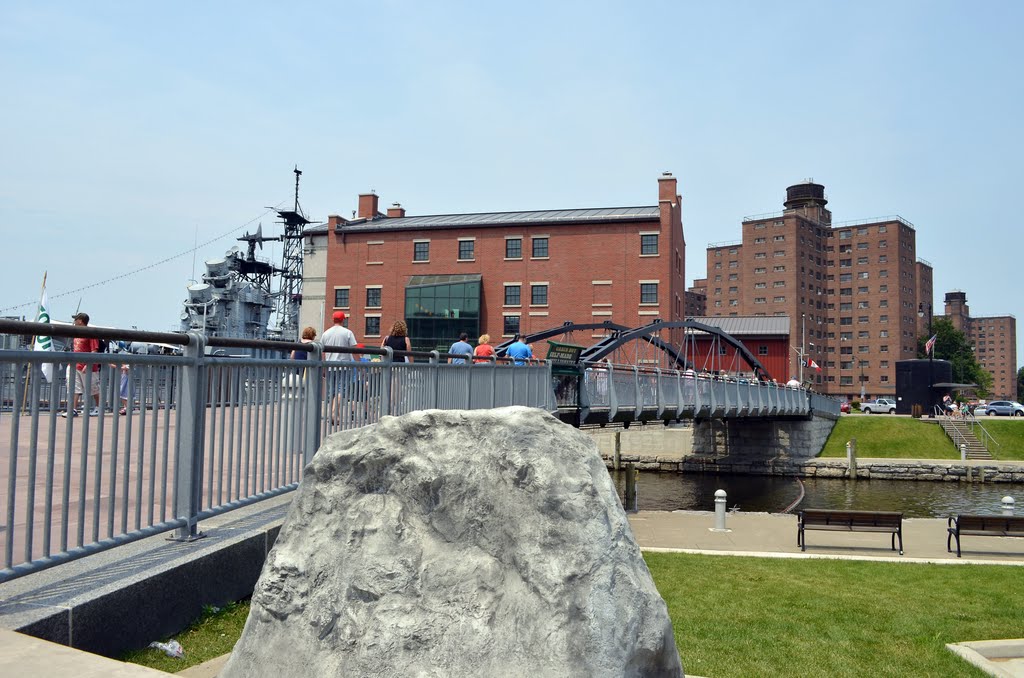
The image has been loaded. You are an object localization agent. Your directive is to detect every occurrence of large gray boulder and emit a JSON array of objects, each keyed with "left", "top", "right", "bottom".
[{"left": 222, "top": 407, "right": 683, "bottom": 677}]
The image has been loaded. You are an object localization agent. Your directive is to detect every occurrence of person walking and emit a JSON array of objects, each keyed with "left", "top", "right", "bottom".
[
  {"left": 118, "top": 362, "right": 131, "bottom": 415},
  {"left": 448, "top": 332, "right": 473, "bottom": 364},
  {"left": 381, "top": 320, "right": 413, "bottom": 362},
  {"left": 506, "top": 335, "right": 533, "bottom": 366},
  {"left": 291, "top": 326, "right": 317, "bottom": 361},
  {"left": 321, "top": 312, "right": 357, "bottom": 424},
  {"left": 473, "top": 334, "right": 495, "bottom": 363},
  {"left": 63, "top": 312, "right": 101, "bottom": 417}
]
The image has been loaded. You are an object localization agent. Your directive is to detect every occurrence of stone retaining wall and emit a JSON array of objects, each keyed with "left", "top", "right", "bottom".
[{"left": 597, "top": 450, "right": 1024, "bottom": 484}]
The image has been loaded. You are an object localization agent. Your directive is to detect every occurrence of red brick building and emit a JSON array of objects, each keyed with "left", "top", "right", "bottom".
[
  {"left": 943, "top": 290, "right": 1018, "bottom": 399},
  {"left": 315, "top": 173, "right": 687, "bottom": 351},
  {"left": 701, "top": 182, "right": 932, "bottom": 399}
]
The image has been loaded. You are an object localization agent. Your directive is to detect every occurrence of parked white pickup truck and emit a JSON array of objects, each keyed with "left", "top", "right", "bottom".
[{"left": 860, "top": 398, "right": 897, "bottom": 414}]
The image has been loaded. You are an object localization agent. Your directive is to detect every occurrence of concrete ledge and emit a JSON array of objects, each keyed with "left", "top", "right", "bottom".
[
  {"left": 0, "top": 627, "right": 171, "bottom": 676},
  {"left": 0, "top": 494, "right": 291, "bottom": 657},
  {"left": 947, "top": 639, "right": 1024, "bottom": 676}
]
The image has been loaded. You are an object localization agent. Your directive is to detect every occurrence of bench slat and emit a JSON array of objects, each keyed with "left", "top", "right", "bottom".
[
  {"left": 947, "top": 514, "right": 1024, "bottom": 557},
  {"left": 798, "top": 509, "right": 903, "bottom": 554}
]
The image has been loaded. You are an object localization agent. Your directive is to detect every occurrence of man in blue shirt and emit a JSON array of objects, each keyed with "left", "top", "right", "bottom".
[
  {"left": 448, "top": 332, "right": 474, "bottom": 364},
  {"left": 506, "top": 336, "right": 533, "bottom": 366}
]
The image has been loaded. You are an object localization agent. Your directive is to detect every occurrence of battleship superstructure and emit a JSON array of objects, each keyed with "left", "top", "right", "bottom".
[{"left": 179, "top": 169, "right": 312, "bottom": 341}]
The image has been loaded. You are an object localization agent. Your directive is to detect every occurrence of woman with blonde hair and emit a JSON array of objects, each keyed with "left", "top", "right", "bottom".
[
  {"left": 381, "top": 320, "right": 413, "bottom": 363},
  {"left": 473, "top": 333, "right": 495, "bottom": 363}
]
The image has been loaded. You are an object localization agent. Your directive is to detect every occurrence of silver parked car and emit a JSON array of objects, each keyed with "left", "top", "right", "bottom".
[{"left": 984, "top": 400, "right": 1024, "bottom": 416}]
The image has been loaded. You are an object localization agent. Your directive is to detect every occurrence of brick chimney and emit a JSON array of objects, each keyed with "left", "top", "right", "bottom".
[
  {"left": 386, "top": 202, "right": 406, "bottom": 218},
  {"left": 658, "top": 171, "right": 678, "bottom": 204},
  {"left": 357, "top": 192, "right": 380, "bottom": 219},
  {"left": 327, "top": 214, "right": 347, "bottom": 228}
]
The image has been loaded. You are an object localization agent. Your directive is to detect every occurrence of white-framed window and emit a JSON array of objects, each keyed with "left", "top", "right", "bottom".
[
  {"left": 640, "top": 281, "right": 659, "bottom": 304},
  {"left": 530, "top": 283, "right": 548, "bottom": 306},
  {"left": 504, "top": 283, "right": 521, "bottom": 307},
  {"left": 333, "top": 286, "right": 350, "bottom": 308},
  {"left": 640, "top": 232, "right": 659, "bottom": 255},
  {"left": 504, "top": 236, "right": 523, "bottom": 259},
  {"left": 365, "top": 285, "right": 382, "bottom": 308}
]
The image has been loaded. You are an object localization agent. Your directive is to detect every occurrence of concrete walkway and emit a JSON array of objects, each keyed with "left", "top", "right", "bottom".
[
  {"left": 629, "top": 510, "right": 1024, "bottom": 564},
  {"left": 3, "top": 508, "right": 1023, "bottom": 676}
]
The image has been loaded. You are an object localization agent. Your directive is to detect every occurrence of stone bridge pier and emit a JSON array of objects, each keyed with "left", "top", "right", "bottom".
[{"left": 688, "top": 415, "right": 837, "bottom": 474}]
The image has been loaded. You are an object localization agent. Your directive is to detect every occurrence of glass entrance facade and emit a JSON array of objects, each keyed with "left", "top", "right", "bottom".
[{"left": 405, "top": 274, "right": 481, "bottom": 352}]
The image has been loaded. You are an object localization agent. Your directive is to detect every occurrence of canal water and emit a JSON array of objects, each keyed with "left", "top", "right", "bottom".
[{"left": 611, "top": 471, "right": 1018, "bottom": 518}]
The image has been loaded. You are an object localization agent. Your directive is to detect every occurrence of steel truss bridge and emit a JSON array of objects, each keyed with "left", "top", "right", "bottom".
[{"left": 494, "top": 320, "right": 838, "bottom": 426}]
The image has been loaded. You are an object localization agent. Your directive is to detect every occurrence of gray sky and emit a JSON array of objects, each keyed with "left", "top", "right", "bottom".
[{"left": 2, "top": 1, "right": 1021, "bottom": 365}]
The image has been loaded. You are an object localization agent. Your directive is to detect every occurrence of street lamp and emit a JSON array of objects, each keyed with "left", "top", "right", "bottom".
[{"left": 918, "top": 302, "right": 933, "bottom": 417}]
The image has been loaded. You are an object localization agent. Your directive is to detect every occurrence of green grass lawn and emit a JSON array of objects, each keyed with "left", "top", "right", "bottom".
[
  {"left": 820, "top": 416, "right": 958, "bottom": 458},
  {"left": 124, "top": 555, "right": 1015, "bottom": 676},
  {"left": 976, "top": 419, "right": 1024, "bottom": 461},
  {"left": 120, "top": 601, "right": 249, "bottom": 673},
  {"left": 646, "top": 552, "right": 1016, "bottom": 677}
]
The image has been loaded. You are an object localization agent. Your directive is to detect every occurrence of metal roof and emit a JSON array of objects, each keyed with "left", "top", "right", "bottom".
[
  {"left": 335, "top": 206, "right": 661, "bottom": 233},
  {"left": 688, "top": 316, "right": 791, "bottom": 336}
]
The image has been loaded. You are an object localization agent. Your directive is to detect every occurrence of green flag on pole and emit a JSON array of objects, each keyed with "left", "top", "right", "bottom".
[{"left": 33, "top": 280, "right": 54, "bottom": 383}]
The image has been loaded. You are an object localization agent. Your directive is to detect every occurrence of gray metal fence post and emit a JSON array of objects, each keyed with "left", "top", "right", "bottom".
[
  {"left": 381, "top": 347, "right": 393, "bottom": 415},
  {"left": 304, "top": 343, "right": 323, "bottom": 464},
  {"left": 633, "top": 366, "right": 641, "bottom": 420},
  {"left": 430, "top": 351, "right": 440, "bottom": 409},
  {"left": 607, "top": 364, "right": 618, "bottom": 423},
  {"left": 171, "top": 332, "right": 207, "bottom": 542}
]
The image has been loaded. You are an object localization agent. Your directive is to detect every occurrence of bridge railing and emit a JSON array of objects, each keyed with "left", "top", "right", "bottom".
[
  {"left": 0, "top": 319, "right": 554, "bottom": 582},
  {"left": 570, "top": 363, "right": 839, "bottom": 423}
]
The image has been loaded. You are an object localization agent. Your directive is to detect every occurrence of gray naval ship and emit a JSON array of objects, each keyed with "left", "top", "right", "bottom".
[{"left": 180, "top": 168, "right": 312, "bottom": 347}]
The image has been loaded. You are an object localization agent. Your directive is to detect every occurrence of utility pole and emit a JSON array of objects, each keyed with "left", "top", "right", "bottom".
[{"left": 798, "top": 313, "right": 806, "bottom": 384}]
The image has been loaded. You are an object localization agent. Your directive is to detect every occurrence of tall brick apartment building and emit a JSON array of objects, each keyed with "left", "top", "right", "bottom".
[
  {"left": 303, "top": 173, "right": 687, "bottom": 351},
  {"left": 700, "top": 182, "right": 932, "bottom": 399},
  {"left": 943, "top": 291, "right": 1018, "bottom": 399}
]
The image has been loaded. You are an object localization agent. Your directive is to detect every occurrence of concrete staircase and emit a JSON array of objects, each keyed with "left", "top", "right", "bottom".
[{"left": 938, "top": 418, "right": 991, "bottom": 460}]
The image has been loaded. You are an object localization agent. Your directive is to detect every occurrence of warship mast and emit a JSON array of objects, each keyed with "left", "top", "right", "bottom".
[{"left": 270, "top": 167, "right": 310, "bottom": 341}]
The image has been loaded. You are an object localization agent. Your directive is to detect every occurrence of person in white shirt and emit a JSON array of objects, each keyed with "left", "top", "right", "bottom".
[{"left": 321, "top": 311, "right": 357, "bottom": 423}]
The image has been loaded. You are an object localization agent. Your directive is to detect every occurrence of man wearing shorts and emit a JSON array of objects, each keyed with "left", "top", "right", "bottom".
[
  {"left": 321, "top": 311, "right": 357, "bottom": 423},
  {"left": 63, "top": 312, "right": 101, "bottom": 417}
]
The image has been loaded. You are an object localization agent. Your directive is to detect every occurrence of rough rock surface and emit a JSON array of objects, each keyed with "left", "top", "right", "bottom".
[{"left": 222, "top": 407, "right": 683, "bottom": 678}]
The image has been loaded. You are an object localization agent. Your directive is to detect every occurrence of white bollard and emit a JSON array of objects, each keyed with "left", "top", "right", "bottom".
[
  {"left": 714, "top": 489, "right": 728, "bottom": 531},
  {"left": 960, "top": 444, "right": 966, "bottom": 461},
  {"left": 1003, "top": 496, "right": 1015, "bottom": 516}
]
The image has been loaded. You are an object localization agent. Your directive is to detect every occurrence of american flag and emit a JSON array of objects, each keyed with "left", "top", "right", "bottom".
[{"left": 924, "top": 334, "right": 937, "bottom": 355}]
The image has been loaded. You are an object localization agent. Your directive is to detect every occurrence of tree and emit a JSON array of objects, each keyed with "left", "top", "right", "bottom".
[
  {"left": 1017, "top": 366, "right": 1024, "bottom": 402},
  {"left": 917, "top": 318, "right": 993, "bottom": 398}
]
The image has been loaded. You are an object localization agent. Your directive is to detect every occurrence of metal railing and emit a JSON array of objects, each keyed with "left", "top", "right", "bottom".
[
  {"left": 1, "top": 319, "right": 839, "bottom": 582},
  {"left": 0, "top": 319, "right": 554, "bottom": 582},
  {"left": 566, "top": 364, "right": 838, "bottom": 424}
]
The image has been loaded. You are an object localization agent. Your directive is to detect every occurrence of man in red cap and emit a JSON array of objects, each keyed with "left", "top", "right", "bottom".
[{"left": 321, "top": 311, "right": 357, "bottom": 423}]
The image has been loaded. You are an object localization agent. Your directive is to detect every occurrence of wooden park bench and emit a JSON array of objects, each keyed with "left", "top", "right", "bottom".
[
  {"left": 797, "top": 509, "right": 904, "bottom": 555},
  {"left": 947, "top": 514, "right": 1024, "bottom": 558}
]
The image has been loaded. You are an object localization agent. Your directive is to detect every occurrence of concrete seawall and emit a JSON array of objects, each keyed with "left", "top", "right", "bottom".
[{"left": 586, "top": 425, "right": 1024, "bottom": 483}]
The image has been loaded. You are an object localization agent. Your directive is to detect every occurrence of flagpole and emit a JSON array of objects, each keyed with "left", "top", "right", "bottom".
[{"left": 22, "top": 272, "right": 49, "bottom": 413}]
